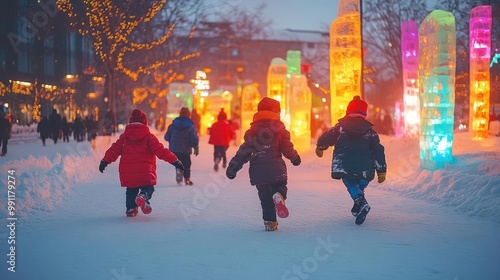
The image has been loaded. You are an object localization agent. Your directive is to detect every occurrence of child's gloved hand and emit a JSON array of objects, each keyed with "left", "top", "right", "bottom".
[
  {"left": 291, "top": 154, "right": 301, "bottom": 166},
  {"left": 99, "top": 160, "right": 108, "bottom": 173},
  {"left": 226, "top": 162, "right": 240, "bottom": 179},
  {"left": 315, "top": 147, "right": 324, "bottom": 158},
  {"left": 377, "top": 173, "right": 386, "bottom": 183},
  {"left": 193, "top": 147, "right": 199, "bottom": 156},
  {"left": 172, "top": 160, "right": 184, "bottom": 171}
]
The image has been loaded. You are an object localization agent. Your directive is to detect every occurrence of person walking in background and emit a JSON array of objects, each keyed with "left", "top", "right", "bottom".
[
  {"left": 37, "top": 116, "right": 51, "bottom": 146},
  {"left": 99, "top": 108, "right": 184, "bottom": 217},
  {"left": 72, "top": 116, "right": 85, "bottom": 142},
  {"left": 226, "top": 97, "right": 301, "bottom": 231},
  {"left": 0, "top": 106, "right": 11, "bottom": 156},
  {"left": 208, "top": 109, "right": 235, "bottom": 171},
  {"left": 315, "top": 96, "right": 387, "bottom": 225},
  {"left": 85, "top": 115, "right": 98, "bottom": 149},
  {"left": 61, "top": 117, "right": 70, "bottom": 142},
  {"left": 48, "top": 109, "right": 61, "bottom": 144},
  {"left": 164, "top": 107, "right": 199, "bottom": 186}
]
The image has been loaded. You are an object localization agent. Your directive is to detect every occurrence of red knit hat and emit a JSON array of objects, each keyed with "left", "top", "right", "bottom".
[
  {"left": 129, "top": 108, "right": 148, "bottom": 125},
  {"left": 257, "top": 97, "right": 281, "bottom": 114},
  {"left": 346, "top": 96, "right": 368, "bottom": 116}
]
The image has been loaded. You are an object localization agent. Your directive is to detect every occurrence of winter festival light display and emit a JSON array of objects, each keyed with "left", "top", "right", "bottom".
[
  {"left": 267, "top": 57, "right": 288, "bottom": 118},
  {"left": 401, "top": 21, "right": 420, "bottom": 137},
  {"left": 286, "top": 50, "right": 301, "bottom": 77},
  {"left": 469, "top": 6, "right": 492, "bottom": 139},
  {"left": 240, "top": 84, "right": 261, "bottom": 143},
  {"left": 329, "top": 0, "right": 361, "bottom": 125},
  {"left": 288, "top": 74, "right": 312, "bottom": 152},
  {"left": 167, "top": 82, "right": 193, "bottom": 116},
  {"left": 418, "top": 10, "right": 456, "bottom": 170}
]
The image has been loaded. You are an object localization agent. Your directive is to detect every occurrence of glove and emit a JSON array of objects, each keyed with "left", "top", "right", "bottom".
[
  {"left": 226, "top": 162, "right": 240, "bottom": 180},
  {"left": 315, "top": 147, "right": 324, "bottom": 158},
  {"left": 99, "top": 160, "right": 108, "bottom": 173},
  {"left": 172, "top": 160, "right": 184, "bottom": 171},
  {"left": 193, "top": 147, "right": 199, "bottom": 156},
  {"left": 377, "top": 173, "right": 386, "bottom": 183},
  {"left": 291, "top": 154, "right": 301, "bottom": 166}
]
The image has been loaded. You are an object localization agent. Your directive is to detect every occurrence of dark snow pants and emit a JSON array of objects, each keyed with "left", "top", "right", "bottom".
[
  {"left": 256, "top": 182, "right": 288, "bottom": 222},
  {"left": 125, "top": 186, "right": 154, "bottom": 210}
]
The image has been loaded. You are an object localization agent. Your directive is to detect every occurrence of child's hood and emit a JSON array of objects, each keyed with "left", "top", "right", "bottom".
[
  {"left": 172, "top": 117, "right": 194, "bottom": 130},
  {"left": 338, "top": 116, "right": 373, "bottom": 137},
  {"left": 122, "top": 123, "right": 151, "bottom": 141}
]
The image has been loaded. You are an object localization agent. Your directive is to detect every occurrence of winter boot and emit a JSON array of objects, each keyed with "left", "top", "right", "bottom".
[
  {"left": 354, "top": 194, "right": 371, "bottom": 225},
  {"left": 272, "top": 192, "right": 289, "bottom": 218},
  {"left": 351, "top": 201, "right": 361, "bottom": 217},
  {"left": 214, "top": 158, "right": 220, "bottom": 171},
  {"left": 264, "top": 221, "right": 278, "bottom": 231},
  {"left": 135, "top": 193, "right": 152, "bottom": 214},
  {"left": 185, "top": 178, "right": 193, "bottom": 186},
  {"left": 175, "top": 168, "right": 183, "bottom": 185},
  {"left": 126, "top": 208, "right": 138, "bottom": 217}
]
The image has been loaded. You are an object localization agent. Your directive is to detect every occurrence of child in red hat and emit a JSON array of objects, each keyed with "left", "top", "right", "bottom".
[
  {"left": 99, "top": 108, "right": 184, "bottom": 217},
  {"left": 315, "top": 96, "right": 386, "bottom": 225},
  {"left": 226, "top": 97, "right": 301, "bottom": 231}
]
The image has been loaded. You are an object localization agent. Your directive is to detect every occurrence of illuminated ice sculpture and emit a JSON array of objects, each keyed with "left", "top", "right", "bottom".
[
  {"left": 418, "top": 10, "right": 456, "bottom": 170},
  {"left": 289, "top": 74, "right": 312, "bottom": 152},
  {"left": 401, "top": 20, "right": 420, "bottom": 137},
  {"left": 469, "top": 5, "right": 492, "bottom": 139},
  {"left": 240, "top": 84, "right": 262, "bottom": 144},
  {"left": 329, "top": 0, "right": 361, "bottom": 125},
  {"left": 267, "top": 57, "right": 288, "bottom": 118}
]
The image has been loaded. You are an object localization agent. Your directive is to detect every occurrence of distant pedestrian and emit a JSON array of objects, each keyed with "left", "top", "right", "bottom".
[
  {"left": 72, "top": 116, "right": 85, "bottom": 142},
  {"left": 226, "top": 97, "right": 301, "bottom": 231},
  {"left": 48, "top": 109, "right": 61, "bottom": 144},
  {"left": 208, "top": 109, "right": 235, "bottom": 171},
  {"left": 85, "top": 116, "right": 98, "bottom": 149},
  {"left": 61, "top": 117, "right": 70, "bottom": 142},
  {"left": 99, "top": 108, "right": 184, "bottom": 217},
  {"left": 164, "top": 107, "right": 199, "bottom": 186},
  {"left": 37, "top": 117, "right": 50, "bottom": 146},
  {"left": 0, "top": 106, "right": 11, "bottom": 156}
]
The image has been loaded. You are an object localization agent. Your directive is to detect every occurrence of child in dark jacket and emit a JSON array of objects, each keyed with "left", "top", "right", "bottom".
[
  {"left": 164, "top": 107, "right": 199, "bottom": 185},
  {"left": 226, "top": 97, "right": 301, "bottom": 231},
  {"left": 208, "top": 109, "right": 235, "bottom": 171},
  {"left": 316, "top": 96, "right": 386, "bottom": 225},
  {"left": 99, "top": 109, "right": 184, "bottom": 217}
]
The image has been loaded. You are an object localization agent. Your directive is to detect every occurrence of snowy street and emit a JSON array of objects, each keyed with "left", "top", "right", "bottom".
[{"left": 1, "top": 133, "right": 499, "bottom": 280}]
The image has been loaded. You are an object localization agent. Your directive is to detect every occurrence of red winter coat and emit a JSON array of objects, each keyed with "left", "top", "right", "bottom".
[
  {"left": 103, "top": 123, "right": 178, "bottom": 188},
  {"left": 208, "top": 120, "right": 235, "bottom": 146}
]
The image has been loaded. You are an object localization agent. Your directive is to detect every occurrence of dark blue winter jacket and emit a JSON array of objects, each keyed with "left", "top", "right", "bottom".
[
  {"left": 164, "top": 117, "right": 199, "bottom": 154},
  {"left": 317, "top": 115, "right": 386, "bottom": 181},
  {"left": 228, "top": 112, "right": 300, "bottom": 186}
]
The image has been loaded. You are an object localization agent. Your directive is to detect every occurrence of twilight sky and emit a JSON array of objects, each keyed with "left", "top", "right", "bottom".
[{"left": 214, "top": 0, "right": 339, "bottom": 31}]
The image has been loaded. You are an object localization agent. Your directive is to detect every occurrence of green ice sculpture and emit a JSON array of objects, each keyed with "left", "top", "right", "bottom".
[{"left": 418, "top": 10, "right": 456, "bottom": 170}]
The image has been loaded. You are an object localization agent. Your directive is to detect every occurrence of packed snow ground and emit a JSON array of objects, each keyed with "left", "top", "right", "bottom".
[{"left": 1, "top": 129, "right": 499, "bottom": 280}]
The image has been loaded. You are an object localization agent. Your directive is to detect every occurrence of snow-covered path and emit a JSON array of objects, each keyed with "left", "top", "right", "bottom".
[{"left": 3, "top": 136, "right": 499, "bottom": 280}]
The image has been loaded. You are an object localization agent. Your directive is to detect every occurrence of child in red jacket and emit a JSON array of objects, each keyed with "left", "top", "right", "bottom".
[
  {"left": 208, "top": 109, "right": 235, "bottom": 171},
  {"left": 99, "top": 109, "right": 184, "bottom": 217}
]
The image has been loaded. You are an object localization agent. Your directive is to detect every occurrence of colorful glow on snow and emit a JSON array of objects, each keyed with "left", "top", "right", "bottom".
[
  {"left": 289, "top": 74, "right": 312, "bottom": 153},
  {"left": 329, "top": 0, "right": 361, "bottom": 125},
  {"left": 469, "top": 5, "right": 492, "bottom": 139},
  {"left": 418, "top": 10, "right": 456, "bottom": 170},
  {"left": 401, "top": 20, "right": 420, "bottom": 138}
]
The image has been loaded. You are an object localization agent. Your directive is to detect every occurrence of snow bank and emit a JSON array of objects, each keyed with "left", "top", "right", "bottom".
[
  {"left": 0, "top": 141, "right": 101, "bottom": 218},
  {"left": 376, "top": 132, "right": 500, "bottom": 223}
]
